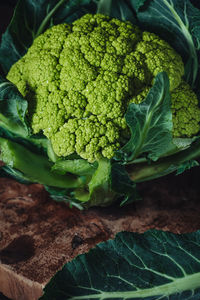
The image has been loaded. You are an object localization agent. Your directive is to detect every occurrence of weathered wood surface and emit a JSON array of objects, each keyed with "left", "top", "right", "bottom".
[
  {"left": 0, "top": 265, "right": 42, "bottom": 300},
  {"left": 0, "top": 171, "right": 200, "bottom": 300}
]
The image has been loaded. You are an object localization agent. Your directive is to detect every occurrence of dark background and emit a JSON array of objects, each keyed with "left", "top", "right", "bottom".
[{"left": 0, "top": 0, "right": 200, "bottom": 299}]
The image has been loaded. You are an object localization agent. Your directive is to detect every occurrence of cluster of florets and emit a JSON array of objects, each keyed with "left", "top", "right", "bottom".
[{"left": 7, "top": 14, "right": 200, "bottom": 162}]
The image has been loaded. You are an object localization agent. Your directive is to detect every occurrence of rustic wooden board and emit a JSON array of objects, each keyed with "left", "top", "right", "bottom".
[{"left": 0, "top": 171, "right": 200, "bottom": 300}]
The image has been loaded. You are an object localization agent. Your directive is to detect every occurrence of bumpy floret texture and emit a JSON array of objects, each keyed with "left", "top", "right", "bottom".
[{"left": 7, "top": 14, "right": 200, "bottom": 162}]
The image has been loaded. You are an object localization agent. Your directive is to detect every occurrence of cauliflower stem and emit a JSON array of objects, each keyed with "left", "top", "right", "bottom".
[{"left": 127, "top": 139, "right": 200, "bottom": 182}]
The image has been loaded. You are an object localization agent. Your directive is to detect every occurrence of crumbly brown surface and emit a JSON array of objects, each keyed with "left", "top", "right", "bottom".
[{"left": 0, "top": 168, "right": 200, "bottom": 287}]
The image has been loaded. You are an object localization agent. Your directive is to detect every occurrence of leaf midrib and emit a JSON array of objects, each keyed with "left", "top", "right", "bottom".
[
  {"left": 161, "top": 0, "right": 198, "bottom": 86},
  {"left": 35, "top": 0, "right": 68, "bottom": 37},
  {"left": 69, "top": 270, "right": 200, "bottom": 299},
  {"left": 133, "top": 85, "right": 165, "bottom": 160}
]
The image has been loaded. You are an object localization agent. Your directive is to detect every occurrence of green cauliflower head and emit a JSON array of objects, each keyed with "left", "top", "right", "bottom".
[{"left": 7, "top": 14, "right": 200, "bottom": 162}]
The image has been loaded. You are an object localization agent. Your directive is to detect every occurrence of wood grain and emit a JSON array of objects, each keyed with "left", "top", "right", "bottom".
[{"left": 0, "top": 265, "right": 43, "bottom": 300}]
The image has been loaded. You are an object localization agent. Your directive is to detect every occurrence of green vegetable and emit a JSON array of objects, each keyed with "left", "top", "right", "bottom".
[
  {"left": 6, "top": 14, "right": 200, "bottom": 162},
  {"left": 40, "top": 229, "right": 200, "bottom": 300},
  {"left": 0, "top": 0, "right": 200, "bottom": 208}
]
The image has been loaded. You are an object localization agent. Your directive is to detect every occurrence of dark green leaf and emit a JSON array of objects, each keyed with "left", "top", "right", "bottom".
[
  {"left": 120, "top": 72, "right": 174, "bottom": 162},
  {"left": 0, "top": 137, "right": 83, "bottom": 188},
  {"left": 97, "top": 0, "right": 112, "bottom": 15},
  {"left": 44, "top": 185, "right": 84, "bottom": 210},
  {"left": 176, "top": 160, "right": 199, "bottom": 175},
  {"left": 0, "top": 166, "right": 32, "bottom": 184},
  {"left": 133, "top": 0, "right": 149, "bottom": 12},
  {"left": 125, "top": 137, "right": 200, "bottom": 182},
  {"left": 109, "top": 0, "right": 137, "bottom": 23},
  {"left": 51, "top": 159, "right": 118, "bottom": 208},
  {"left": 40, "top": 229, "right": 200, "bottom": 299},
  {"left": 0, "top": 76, "right": 29, "bottom": 136},
  {"left": 84, "top": 158, "right": 115, "bottom": 207},
  {"left": 0, "top": 125, "right": 57, "bottom": 162},
  {"left": 111, "top": 162, "right": 140, "bottom": 205},
  {"left": 172, "top": 137, "right": 199, "bottom": 151},
  {"left": 52, "top": 159, "right": 97, "bottom": 176}
]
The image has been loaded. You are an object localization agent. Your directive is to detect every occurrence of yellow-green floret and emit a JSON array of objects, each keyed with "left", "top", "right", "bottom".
[{"left": 7, "top": 14, "right": 200, "bottom": 162}]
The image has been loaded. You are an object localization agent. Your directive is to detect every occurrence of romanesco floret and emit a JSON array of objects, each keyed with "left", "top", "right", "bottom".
[
  {"left": 171, "top": 81, "right": 200, "bottom": 137},
  {"left": 7, "top": 14, "right": 200, "bottom": 162}
]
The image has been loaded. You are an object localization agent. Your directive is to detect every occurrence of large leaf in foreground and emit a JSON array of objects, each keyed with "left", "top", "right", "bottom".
[{"left": 40, "top": 230, "right": 200, "bottom": 299}]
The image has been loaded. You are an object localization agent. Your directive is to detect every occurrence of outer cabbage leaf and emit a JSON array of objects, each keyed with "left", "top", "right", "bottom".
[
  {"left": 40, "top": 229, "right": 200, "bottom": 300},
  {"left": 0, "top": 76, "right": 60, "bottom": 161},
  {"left": 115, "top": 72, "right": 174, "bottom": 163},
  {"left": 71, "top": 158, "right": 116, "bottom": 207},
  {"left": 0, "top": 137, "right": 83, "bottom": 188},
  {"left": 126, "top": 137, "right": 200, "bottom": 182},
  {"left": 43, "top": 185, "right": 85, "bottom": 210},
  {"left": 131, "top": 0, "right": 148, "bottom": 12},
  {"left": 0, "top": 165, "right": 32, "bottom": 184},
  {"left": 0, "top": 76, "right": 29, "bottom": 136},
  {"left": 106, "top": 0, "right": 137, "bottom": 22},
  {"left": 129, "top": 0, "right": 200, "bottom": 92},
  {"left": 176, "top": 160, "right": 199, "bottom": 175},
  {"left": 111, "top": 162, "right": 140, "bottom": 206}
]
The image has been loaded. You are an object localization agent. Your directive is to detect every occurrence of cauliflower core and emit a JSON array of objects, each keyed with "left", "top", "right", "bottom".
[{"left": 7, "top": 14, "right": 200, "bottom": 162}]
